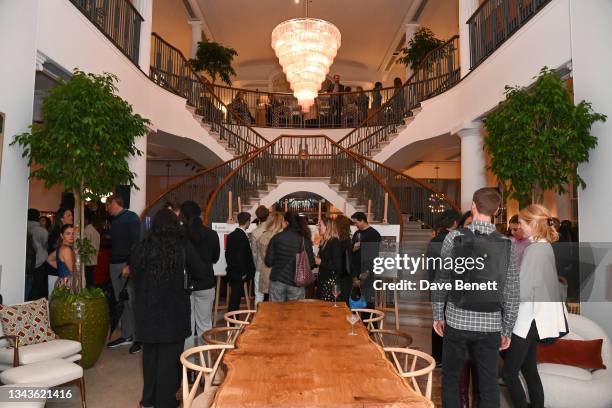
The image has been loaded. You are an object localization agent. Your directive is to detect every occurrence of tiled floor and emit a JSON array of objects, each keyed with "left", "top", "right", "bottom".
[{"left": 47, "top": 320, "right": 511, "bottom": 407}]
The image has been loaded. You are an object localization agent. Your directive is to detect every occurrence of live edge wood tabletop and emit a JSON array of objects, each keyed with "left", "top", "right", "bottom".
[{"left": 212, "top": 300, "right": 433, "bottom": 408}]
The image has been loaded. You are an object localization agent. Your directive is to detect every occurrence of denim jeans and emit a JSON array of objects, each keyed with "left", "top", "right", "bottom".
[
  {"left": 269, "top": 281, "right": 305, "bottom": 302},
  {"left": 442, "top": 325, "right": 501, "bottom": 408}
]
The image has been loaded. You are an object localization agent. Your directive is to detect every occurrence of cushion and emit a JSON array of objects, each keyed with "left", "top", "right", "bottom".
[
  {"left": 0, "top": 359, "right": 82, "bottom": 387},
  {"left": 0, "top": 299, "right": 57, "bottom": 346},
  {"left": 537, "top": 338, "right": 606, "bottom": 370},
  {"left": 0, "top": 339, "right": 81, "bottom": 365},
  {"left": 538, "top": 362, "right": 593, "bottom": 381}
]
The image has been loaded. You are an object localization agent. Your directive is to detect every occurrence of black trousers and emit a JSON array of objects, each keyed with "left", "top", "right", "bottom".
[
  {"left": 502, "top": 321, "right": 544, "bottom": 408},
  {"left": 141, "top": 341, "right": 184, "bottom": 408},
  {"left": 28, "top": 264, "right": 49, "bottom": 300},
  {"left": 228, "top": 279, "right": 244, "bottom": 312},
  {"left": 85, "top": 265, "right": 95, "bottom": 288},
  {"left": 442, "top": 325, "right": 501, "bottom": 408}
]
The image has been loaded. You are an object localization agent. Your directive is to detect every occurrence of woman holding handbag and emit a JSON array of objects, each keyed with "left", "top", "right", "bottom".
[
  {"left": 265, "top": 211, "right": 316, "bottom": 302},
  {"left": 315, "top": 218, "right": 344, "bottom": 301},
  {"left": 502, "top": 204, "right": 569, "bottom": 408}
]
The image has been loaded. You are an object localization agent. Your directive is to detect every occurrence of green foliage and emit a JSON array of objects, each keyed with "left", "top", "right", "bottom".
[
  {"left": 190, "top": 40, "right": 238, "bottom": 85},
  {"left": 11, "top": 70, "right": 150, "bottom": 200},
  {"left": 484, "top": 67, "right": 607, "bottom": 207},
  {"left": 397, "top": 27, "right": 444, "bottom": 71},
  {"left": 52, "top": 286, "right": 106, "bottom": 303},
  {"left": 76, "top": 237, "right": 96, "bottom": 265}
]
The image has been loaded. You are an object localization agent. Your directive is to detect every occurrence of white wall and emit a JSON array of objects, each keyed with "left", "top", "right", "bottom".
[
  {"left": 0, "top": 0, "right": 39, "bottom": 303},
  {"left": 571, "top": 0, "right": 612, "bottom": 336},
  {"left": 375, "top": 0, "right": 572, "bottom": 168},
  {"left": 36, "top": 0, "right": 233, "bottom": 167}
]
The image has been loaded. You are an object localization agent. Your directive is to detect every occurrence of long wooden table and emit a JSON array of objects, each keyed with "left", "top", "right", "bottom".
[{"left": 212, "top": 300, "right": 433, "bottom": 407}]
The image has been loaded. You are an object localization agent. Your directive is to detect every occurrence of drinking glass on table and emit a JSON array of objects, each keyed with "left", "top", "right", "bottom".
[
  {"left": 332, "top": 284, "right": 341, "bottom": 307},
  {"left": 347, "top": 313, "right": 360, "bottom": 336}
]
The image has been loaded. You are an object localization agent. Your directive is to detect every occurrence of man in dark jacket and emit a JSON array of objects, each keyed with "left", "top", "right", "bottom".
[
  {"left": 180, "top": 201, "right": 220, "bottom": 348},
  {"left": 106, "top": 193, "right": 142, "bottom": 354},
  {"left": 326, "top": 74, "right": 345, "bottom": 125},
  {"left": 225, "top": 212, "right": 256, "bottom": 312},
  {"left": 350, "top": 212, "right": 381, "bottom": 307}
]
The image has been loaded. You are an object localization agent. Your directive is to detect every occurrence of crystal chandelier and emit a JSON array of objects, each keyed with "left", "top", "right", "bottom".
[
  {"left": 271, "top": 2, "right": 341, "bottom": 112},
  {"left": 428, "top": 165, "right": 447, "bottom": 214}
]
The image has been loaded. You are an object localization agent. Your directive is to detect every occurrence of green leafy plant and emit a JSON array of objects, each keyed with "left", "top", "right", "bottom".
[
  {"left": 190, "top": 40, "right": 238, "bottom": 85},
  {"left": 397, "top": 27, "right": 444, "bottom": 71},
  {"left": 484, "top": 67, "right": 607, "bottom": 207},
  {"left": 11, "top": 70, "right": 150, "bottom": 293},
  {"left": 76, "top": 237, "right": 96, "bottom": 266},
  {"left": 51, "top": 286, "right": 106, "bottom": 303}
]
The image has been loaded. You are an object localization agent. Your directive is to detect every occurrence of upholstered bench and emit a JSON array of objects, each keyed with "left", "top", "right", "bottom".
[{"left": 0, "top": 359, "right": 86, "bottom": 408}]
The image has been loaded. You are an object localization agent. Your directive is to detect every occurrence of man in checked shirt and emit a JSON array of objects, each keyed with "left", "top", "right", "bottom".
[{"left": 432, "top": 187, "right": 520, "bottom": 408}]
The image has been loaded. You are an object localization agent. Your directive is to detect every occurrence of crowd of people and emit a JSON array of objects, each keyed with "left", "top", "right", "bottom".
[
  {"left": 430, "top": 187, "right": 573, "bottom": 408},
  {"left": 226, "top": 74, "right": 406, "bottom": 127}
]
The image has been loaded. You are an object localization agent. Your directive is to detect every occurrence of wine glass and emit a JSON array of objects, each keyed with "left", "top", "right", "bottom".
[
  {"left": 331, "top": 284, "right": 341, "bottom": 307},
  {"left": 347, "top": 313, "right": 360, "bottom": 336}
]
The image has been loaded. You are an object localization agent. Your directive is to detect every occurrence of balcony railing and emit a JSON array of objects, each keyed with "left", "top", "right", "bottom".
[
  {"left": 70, "top": 0, "right": 143, "bottom": 64},
  {"left": 209, "top": 83, "right": 414, "bottom": 129},
  {"left": 468, "top": 0, "right": 552, "bottom": 69},
  {"left": 150, "top": 33, "right": 268, "bottom": 155}
]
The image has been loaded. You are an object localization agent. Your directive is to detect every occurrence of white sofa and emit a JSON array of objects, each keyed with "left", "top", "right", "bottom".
[{"left": 538, "top": 313, "right": 612, "bottom": 408}]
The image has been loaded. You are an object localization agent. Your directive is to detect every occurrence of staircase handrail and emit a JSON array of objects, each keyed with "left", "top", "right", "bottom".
[
  {"left": 150, "top": 33, "right": 268, "bottom": 152},
  {"left": 337, "top": 35, "right": 460, "bottom": 154}
]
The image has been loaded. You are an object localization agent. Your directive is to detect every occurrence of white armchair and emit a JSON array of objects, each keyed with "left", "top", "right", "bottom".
[
  {"left": 0, "top": 301, "right": 82, "bottom": 371},
  {"left": 538, "top": 313, "right": 612, "bottom": 408}
]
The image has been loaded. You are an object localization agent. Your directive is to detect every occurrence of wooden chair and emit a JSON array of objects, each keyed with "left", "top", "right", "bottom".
[
  {"left": 351, "top": 308, "right": 385, "bottom": 331},
  {"left": 384, "top": 347, "right": 436, "bottom": 400},
  {"left": 223, "top": 309, "right": 256, "bottom": 328},
  {"left": 202, "top": 327, "right": 242, "bottom": 346},
  {"left": 369, "top": 329, "right": 413, "bottom": 349},
  {"left": 181, "top": 344, "right": 234, "bottom": 408}
]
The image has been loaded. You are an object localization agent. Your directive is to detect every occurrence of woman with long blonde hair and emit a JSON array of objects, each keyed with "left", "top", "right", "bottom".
[
  {"left": 502, "top": 204, "right": 567, "bottom": 408},
  {"left": 255, "top": 212, "right": 285, "bottom": 300},
  {"left": 315, "top": 218, "right": 345, "bottom": 301}
]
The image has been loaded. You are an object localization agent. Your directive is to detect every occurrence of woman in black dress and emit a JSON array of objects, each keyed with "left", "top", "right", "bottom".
[{"left": 315, "top": 218, "right": 345, "bottom": 301}]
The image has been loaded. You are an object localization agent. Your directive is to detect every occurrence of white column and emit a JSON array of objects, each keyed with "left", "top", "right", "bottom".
[
  {"left": 128, "top": 132, "right": 149, "bottom": 215},
  {"left": 404, "top": 22, "right": 420, "bottom": 78},
  {"left": 459, "top": 0, "right": 479, "bottom": 78},
  {"left": 134, "top": 0, "right": 153, "bottom": 74},
  {"left": 189, "top": 20, "right": 204, "bottom": 59},
  {"left": 0, "top": 0, "right": 38, "bottom": 304},
  {"left": 571, "top": 0, "right": 612, "bottom": 336},
  {"left": 458, "top": 121, "right": 487, "bottom": 212}
]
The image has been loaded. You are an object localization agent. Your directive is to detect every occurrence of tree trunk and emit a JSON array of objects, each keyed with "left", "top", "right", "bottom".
[{"left": 72, "top": 187, "right": 85, "bottom": 294}]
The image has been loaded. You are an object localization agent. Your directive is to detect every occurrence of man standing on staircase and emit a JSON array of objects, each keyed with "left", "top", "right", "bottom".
[
  {"left": 432, "top": 187, "right": 519, "bottom": 408},
  {"left": 350, "top": 212, "right": 381, "bottom": 308}
]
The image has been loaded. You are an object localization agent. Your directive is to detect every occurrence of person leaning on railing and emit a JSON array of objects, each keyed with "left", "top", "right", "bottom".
[{"left": 228, "top": 91, "right": 254, "bottom": 124}]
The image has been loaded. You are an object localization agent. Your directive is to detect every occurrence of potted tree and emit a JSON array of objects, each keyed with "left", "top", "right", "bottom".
[
  {"left": 190, "top": 39, "right": 238, "bottom": 85},
  {"left": 397, "top": 27, "right": 444, "bottom": 71},
  {"left": 12, "top": 70, "right": 150, "bottom": 368},
  {"left": 484, "top": 67, "right": 606, "bottom": 207}
]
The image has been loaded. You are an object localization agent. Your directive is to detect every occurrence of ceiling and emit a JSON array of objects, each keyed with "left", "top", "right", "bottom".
[{"left": 197, "top": 0, "right": 420, "bottom": 74}]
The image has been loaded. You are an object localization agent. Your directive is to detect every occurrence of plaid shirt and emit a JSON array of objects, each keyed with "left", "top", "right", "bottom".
[{"left": 432, "top": 220, "right": 520, "bottom": 337}]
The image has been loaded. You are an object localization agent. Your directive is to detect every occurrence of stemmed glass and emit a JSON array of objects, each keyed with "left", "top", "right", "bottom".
[
  {"left": 331, "top": 284, "right": 341, "bottom": 307},
  {"left": 347, "top": 313, "right": 360, "bottom": 336}
]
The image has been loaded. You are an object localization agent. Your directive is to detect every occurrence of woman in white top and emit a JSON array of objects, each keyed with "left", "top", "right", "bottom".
[{"left": 502, "top": 204, "right": 568, "bottom": 408}]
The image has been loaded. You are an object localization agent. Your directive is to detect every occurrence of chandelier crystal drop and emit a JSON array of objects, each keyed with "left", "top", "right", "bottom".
[{"left": 271, "top": 18, "right": 341, "bottom": 112}]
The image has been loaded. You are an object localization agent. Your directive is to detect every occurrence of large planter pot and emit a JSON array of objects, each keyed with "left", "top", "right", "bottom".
[{"left": 50, "top": 297, "right": 109, "bottom": 369}]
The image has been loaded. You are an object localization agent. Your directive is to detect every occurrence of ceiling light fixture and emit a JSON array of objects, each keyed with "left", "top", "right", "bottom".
[{"left": 271, "top": 0, "right": 341, "bottom": 112}]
